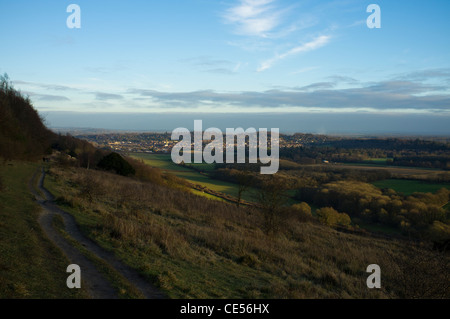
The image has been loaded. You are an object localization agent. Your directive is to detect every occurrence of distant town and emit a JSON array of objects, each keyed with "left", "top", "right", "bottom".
[{"left": 73, "top": 132, "right": 335, "bottom": 154}]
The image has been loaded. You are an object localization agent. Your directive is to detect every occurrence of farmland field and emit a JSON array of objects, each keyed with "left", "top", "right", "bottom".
[
  {"left": 361, "top": 158, "right": 391, "bottom": 165},
  {"left": 372, "top": 179, "right": 450, "bottom": 195},
  {"left": 130, "top": 153, "right": 255, "bottom": 202},
  {"left": 129, "top": 153, "right": 190, "bottom": 171},
  {"left": 320, "top": 163, "right": 448, "bottom": 179}
]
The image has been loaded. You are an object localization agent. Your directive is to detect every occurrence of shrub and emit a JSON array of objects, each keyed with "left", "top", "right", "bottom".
[
  {"left": 317, "top": 207, "right": 351, "bottom": 228},
  {"left": 97, "top": 152, "right": 135, "bottom": 176},
  {"left": 427, "top": 221, "right": 450, "bottom": 251},
  {"left": 78, "top": 174, "right": 103, "bottom": 202},
  {"left": 291, "top": 202, "right": 312, "bottom": 222}
]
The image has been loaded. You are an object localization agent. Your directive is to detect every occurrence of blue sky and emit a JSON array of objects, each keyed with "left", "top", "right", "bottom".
[{"left": 1, "top": 0, "right": 449, "bottom": 131}]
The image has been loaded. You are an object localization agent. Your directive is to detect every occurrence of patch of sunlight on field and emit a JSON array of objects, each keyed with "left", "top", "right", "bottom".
[
  {"left": 191, "top": 189, "right": 226, "bottom": 202},
  {"left": 175, "top": 171, "right": 237, "bottom": 193},
  {"left": 130, "top": 153, "right": 190, "bottom": 171},
  {"left": 130, "top": 153, "right": 259, "bottom": 201}
]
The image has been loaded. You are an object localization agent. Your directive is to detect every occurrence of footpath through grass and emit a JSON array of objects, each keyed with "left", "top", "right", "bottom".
[{"left": 0, "top": 161, "right": 87, "bottom": 298}]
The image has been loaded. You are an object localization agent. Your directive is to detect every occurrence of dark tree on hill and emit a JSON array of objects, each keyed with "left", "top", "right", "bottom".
[
  {"left": 255, "top": 177, "right": 288, "bottom": 235},
  {"left": 97, "top": 152, "right": 135, "bottom": 176},
  {"left": 0, "top": 73, "right": 55, "bottom": 161},
  {"left": 236, "top": 172, "right": 252, "bottom": 208}
]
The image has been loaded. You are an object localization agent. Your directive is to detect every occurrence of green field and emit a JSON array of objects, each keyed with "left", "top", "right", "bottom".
[
  {"left": 186, "top": 162, "right": 217, "bottom": 172},
  {"left": 130, "top": 153, "right": 190, "bottom": 171},
  {"left": 362, "top": 158, "right": 390, "bottom": 164},
  {"left": 372, "top": 179, "right": 450, "bottom": 195},
  {"left": 130, "top": 153, "right": 255, "bottom": 202},
  {"left": 130, "top": 153, "right": 215, "bottom": 172},
  {"left": 191, "top": 189, "right": 227, "bottom": 202}
]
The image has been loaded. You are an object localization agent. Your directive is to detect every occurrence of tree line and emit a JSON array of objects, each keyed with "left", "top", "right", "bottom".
[{"left": 280, "top": 138, "right": 450, "bottom": 170}]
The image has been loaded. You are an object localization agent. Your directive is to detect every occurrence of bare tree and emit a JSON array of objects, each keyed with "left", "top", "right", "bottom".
[
  {"left": 236, "top": 172, "right": 252, "bottom": 208},
  {"left": 255, "top": 177, "right": 288, "bottom": 235}
]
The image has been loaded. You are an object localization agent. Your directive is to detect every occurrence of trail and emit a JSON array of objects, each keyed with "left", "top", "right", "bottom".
[{"left": 29, "top": 167, "right": 166, "bottom": 299}]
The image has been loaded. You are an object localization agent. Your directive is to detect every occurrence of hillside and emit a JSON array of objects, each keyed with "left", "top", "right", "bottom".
[
  {"left": 0, "top": 162, "right": 87, "bottom": 298},
  {"left": 0, "top": 74, "right": 55, "bottom": 161},
  {"left": 0, "top": 75, "right": 449, "bottom": 299},
  {"left": 44, "top": 164, "right": 449, "bottom": 298}
]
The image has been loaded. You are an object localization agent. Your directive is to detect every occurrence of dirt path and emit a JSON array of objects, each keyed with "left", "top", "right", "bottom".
[{"left": 30, "top": 167, "right": 166, "bottom": 299}]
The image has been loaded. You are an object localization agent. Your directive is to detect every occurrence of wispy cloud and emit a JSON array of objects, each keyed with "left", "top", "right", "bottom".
[
  {"left": 223, "top": 0, "right": 284, "bottom": 37},
  {"left": 13, "top": 80, "right": 78, "bottom": 92},
  {"left": 22, "top": 91, "right": 71, "bottom": 102},
  {"left": 257, "top": 35, "right": 331, "bottom": 71},
  {"left": 394, "top": 68, "right": 450, "bottom": 82},
  {"left": 327, "top": 75, "right": 359, "bottom": 84},
  {"left": 294, "top": 82, "right": 336, "bottom": 91},
  {"left": 93, "top": 92, "right": 124, "bottom": 101},
  {"left": 181, "top": 56, "right": 240, "bottom": 75},
  {"left": 37, "top": 95, "right": 71, "bottom": 102},
  {"left": 127, "top": 71, "right": 450, "bottom": 112}
]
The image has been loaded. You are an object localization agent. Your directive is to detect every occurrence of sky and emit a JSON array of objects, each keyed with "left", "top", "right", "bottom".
[{"left": 1, "top": 0, "right": 450, "bottom": 134}]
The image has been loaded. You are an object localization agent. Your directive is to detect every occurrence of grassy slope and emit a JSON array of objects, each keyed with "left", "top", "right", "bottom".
[
  {"left": 44, "top": 165, "right": 450, "bottom": 299},
  {"left": 44, "top": 169, "right": 273, "bottom": 298},
  {"left": 0, "top": 161, "right": 87, "bottom": 298}
]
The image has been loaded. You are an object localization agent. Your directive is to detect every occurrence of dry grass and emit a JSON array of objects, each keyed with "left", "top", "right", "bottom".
[
  {"left": 0, "top": 162, "right": 87, "bottom": 298},
  {"left": 45, "top": 166, "right": 450, "bottom": 299}
]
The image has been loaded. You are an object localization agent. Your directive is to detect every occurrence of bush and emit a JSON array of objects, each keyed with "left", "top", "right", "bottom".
[
  {"left": 79, "top": 174, "right": 103, "bottom": 202},
  {"left": 427, "top": 221, "right": 450, "bottom": 251},
  {"left": 126, "top": 157, "right": 165, "bottom": 185},
  {"left": 291, "top": 202, "right": 312, "bottom": 222},
  {"left": 317, "top": 207, "right": 351, "bottom": 228},
  {"left": 97, "top": 152, "right": 135, "bottom": 176}
]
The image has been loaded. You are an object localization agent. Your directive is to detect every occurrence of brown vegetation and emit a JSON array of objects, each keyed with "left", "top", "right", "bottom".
[
  {"left": 46, "top": 165, "right": 450, "bottom": 298},
  {"left": 0, "top": 74, "right": 53, "bottom": 161},
  {"left": 316, "top": 207, "right": 351, "bottom": 228},
  {"left": 297, "top": 180, "right": 450, "bottom": 245}
]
